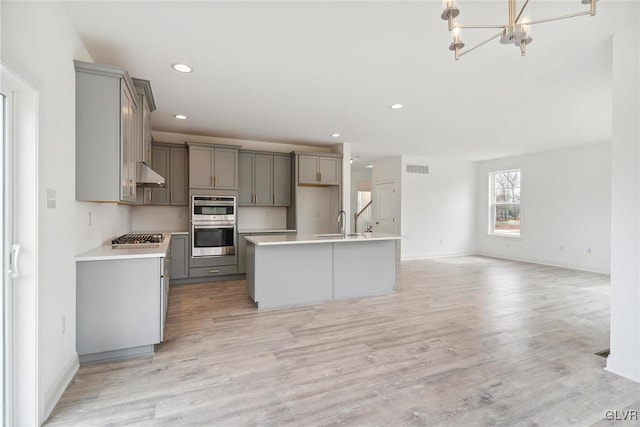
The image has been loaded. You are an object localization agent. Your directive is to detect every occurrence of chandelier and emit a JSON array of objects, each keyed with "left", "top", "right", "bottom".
[{"left": 441, "top": 0, "right": 597, "bottom": 60}]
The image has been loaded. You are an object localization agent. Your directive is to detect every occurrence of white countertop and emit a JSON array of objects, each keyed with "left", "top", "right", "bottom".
[
  {"left": 238, "top": 228, "right": 297, "bottom": 234},
  {"left": 75, "top": 231, "right": 187, "bottom": 262},
  {"left": 244, "top": 232, "right": 400, "bottom": 246}
]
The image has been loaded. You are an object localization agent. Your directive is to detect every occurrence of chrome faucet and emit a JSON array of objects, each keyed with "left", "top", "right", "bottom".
[{"left": 337, "top": 210, "right": 346, "bottom": 236}]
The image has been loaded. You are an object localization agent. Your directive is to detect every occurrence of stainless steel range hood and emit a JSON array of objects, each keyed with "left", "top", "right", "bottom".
[{"left": 136, "top": 162, "right": 165, "bottom": 187}]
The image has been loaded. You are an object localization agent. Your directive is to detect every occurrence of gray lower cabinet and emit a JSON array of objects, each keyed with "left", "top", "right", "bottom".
[
  {"left": 189, "top": 254, "right": 237, "bottom": 278},
  {"left": 170, "top": 234, "right": 189, "bottom": 279},
  {"left": 143, "top": 143, "right": 188, "bottom": 205},
  {"left": 76, "top": 256, "right": 167, "bottom": 363}
]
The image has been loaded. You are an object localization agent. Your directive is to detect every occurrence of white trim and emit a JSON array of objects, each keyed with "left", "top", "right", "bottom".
[
  {"left": 605, "top": 355, "right": 640, "bottom": 383},
  {"left": 1, "top": 63, "right": 41, "bottom": 427},
  {"left": 43, "top": 353, "right": 78, "bottom": 420}
]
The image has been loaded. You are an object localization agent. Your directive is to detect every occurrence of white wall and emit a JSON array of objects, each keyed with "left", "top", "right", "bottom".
[
  {"left": 607, "top": 21, "right": 640, "bottom": 383},
  {"left": 400, "top": 155, "right": 476, "bottom": 260},
  {"left": 2, "top": 2, "right": 135, "bottom": 421},
  {"left": 476, "top": 143, "right": 611, "bottom": 274}
]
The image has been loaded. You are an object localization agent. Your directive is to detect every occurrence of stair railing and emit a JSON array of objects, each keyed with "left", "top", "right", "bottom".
[{"left": 354, "top": 200, "right": 373, "bottom": 234}]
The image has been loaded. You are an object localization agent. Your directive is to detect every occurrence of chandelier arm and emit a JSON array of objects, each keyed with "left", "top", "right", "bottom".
[
  {"left": 455, "top": 24, "right": 509, "bottom": 29},
  {"left": 459, "top": 31, "right": 504, "bottom": 58},
  {"left": 527, "top": 10, "right": 591, "bottom": 26},
  {"left": 515, "top": 0, "right": 530, "bottom": 24}
]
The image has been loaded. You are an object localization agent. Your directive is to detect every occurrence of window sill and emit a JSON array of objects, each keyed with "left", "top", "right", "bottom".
[{"left": 488, "top": 233, "right": 522, "bottom": 240}]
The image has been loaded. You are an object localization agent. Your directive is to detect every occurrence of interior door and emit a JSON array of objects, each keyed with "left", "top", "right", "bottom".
[{"left": 374, "top": 181, "right": 396, "bottom": 234}]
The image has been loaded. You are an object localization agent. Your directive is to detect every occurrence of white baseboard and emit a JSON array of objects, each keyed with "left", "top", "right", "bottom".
[
  {"left": 42, "top": 352, "right": 79, "bottom": 423},
  {"left": 401, "top": 251, "right": 476, "bottom": 261},
  {"left": 606, "top": 355, "right": 640, "bottom": 383},
  {"left": 475, "top": 251, "right": 610, "bottom": 275}
]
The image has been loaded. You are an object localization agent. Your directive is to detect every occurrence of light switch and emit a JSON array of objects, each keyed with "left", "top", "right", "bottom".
[{"left": 46, "top": 188, "right": 56, "bottom": 209}]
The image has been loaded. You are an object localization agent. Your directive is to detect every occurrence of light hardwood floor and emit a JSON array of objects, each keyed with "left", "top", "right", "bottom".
[{"left": 46, "top": 257, "right": 640, "bottom": 426}]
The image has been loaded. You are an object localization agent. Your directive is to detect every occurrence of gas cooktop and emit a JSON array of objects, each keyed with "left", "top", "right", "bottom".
[{"left": 111, "top": 233, "right": 163, "bottom": 249}]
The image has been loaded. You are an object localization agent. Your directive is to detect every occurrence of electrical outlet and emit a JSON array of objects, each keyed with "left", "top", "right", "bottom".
[
  {"left": 61, "top": 316, "right": 66, "bottom": 335},
  {"left": 88, "top": 211, "right": 92, "bottom": 226},
  {"left": 560, "top": 245, "right": 564, "bottom": 251},
  {"left": 587, "top": 248, "right": 592, "bottom": 254}
]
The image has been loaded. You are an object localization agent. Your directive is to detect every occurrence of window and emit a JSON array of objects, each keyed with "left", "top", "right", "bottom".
[{"left": 490, "top": 169, "right": 521, "bottom": 237}]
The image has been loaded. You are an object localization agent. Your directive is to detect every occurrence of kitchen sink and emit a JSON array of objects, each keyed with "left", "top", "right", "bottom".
[{"left": 313, "top": 233, "right": 364, "bottom": 238}]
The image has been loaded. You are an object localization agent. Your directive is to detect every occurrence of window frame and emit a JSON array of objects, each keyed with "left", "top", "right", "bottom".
[{"left": 489, "top": 168, "right": 522, "bottom": 238}]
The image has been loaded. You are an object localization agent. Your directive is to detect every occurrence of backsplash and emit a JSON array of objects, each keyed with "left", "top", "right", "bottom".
[
  {"left": 131, "top": 205, "right": 190, "bottom": 232},
  {"left": 237, "top": 207, "right": 287, "bottom": 230}
]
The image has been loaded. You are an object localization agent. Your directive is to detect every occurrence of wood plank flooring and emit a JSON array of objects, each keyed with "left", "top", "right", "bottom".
[{"left": 46, "top": 257, "right": 640, "bottom": 426}]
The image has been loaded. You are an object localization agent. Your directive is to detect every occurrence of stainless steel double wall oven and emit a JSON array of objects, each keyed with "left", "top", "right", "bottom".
[{"left": 191, "top": 195, "right": 236, "bottom": 257}]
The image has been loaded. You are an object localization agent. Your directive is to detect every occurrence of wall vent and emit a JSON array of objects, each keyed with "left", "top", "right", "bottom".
[{"left": 406, "top": 164, "right": 429, "bottom": 174}]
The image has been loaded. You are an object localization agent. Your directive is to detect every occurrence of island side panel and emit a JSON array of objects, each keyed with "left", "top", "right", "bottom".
[
  {"left": 333, "top": 240, "right": 396, "bottom": 299},
  {"left": 247, "top": 241, "right": 256, "bottom": 301},
  {"left": 253, "top": 243, "right": 333, "bottom": 308}
]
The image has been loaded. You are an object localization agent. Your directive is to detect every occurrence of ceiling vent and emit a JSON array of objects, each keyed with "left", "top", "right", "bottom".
[{"left": 406, "top": 164, "right": 429, "bottom": 174}]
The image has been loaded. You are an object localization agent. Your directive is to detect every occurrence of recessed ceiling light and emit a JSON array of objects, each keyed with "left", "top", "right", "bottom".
[
  {"left": 390, "top": 103, "right": 404, "bottom": 110},
  {"left": 174, "top": 114, "right": 188, "bottom": 120},
  {"left": 331, "top": 133, "right": 341, "bottom": 138},
  {"left": 365, "top": 165, "right": 373, "bottom": 169},
  {"left": 172, "top": 63, "right": 192, "bottom": 73}
]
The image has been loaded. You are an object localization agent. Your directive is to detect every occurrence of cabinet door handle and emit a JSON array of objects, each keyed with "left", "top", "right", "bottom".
[
  {"left": 316, "top": 172, "right": 320, "bottom": 182},
  {"left": 273, "top": 194, "right": 276, "bottom": 204},
  {"left": 148, "top": 190, "right": 152, "bottom": 202},
  {"left": 170, "top": 192, "right": 173, "bottom": 203},
  {"left": 214, "top": 176, "right": 218, "bottom": 187},
  {"left": 211, "top": 176, "right": 215, "bottom": 187},
  {"left": 208, "top": 269, "right": 220, "bottom": 274}
]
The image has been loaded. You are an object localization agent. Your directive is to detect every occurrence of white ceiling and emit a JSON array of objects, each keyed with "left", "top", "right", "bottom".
[{"left": 61, "top": 1, "right": 639, "bottom": 163}]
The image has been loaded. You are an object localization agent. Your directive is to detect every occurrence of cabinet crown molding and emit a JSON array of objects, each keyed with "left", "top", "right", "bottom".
[
  {"left": 131, "top": 77, "right": 156, "bottom": 111},
  {"left": 186, "top": 141, "right": 242, "bottom": 150},
  {"left": 74, "top": 60, "right": 137, "bottom": 107}
]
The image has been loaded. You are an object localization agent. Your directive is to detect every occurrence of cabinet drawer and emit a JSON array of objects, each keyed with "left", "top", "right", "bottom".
[{"left": 189, "top": 264, "right": 238, "bottom": 278}]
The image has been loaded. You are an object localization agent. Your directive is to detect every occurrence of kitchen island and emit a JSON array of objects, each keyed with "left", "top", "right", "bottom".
[{"left": 245, "top": 233, "right": 400, "bottom": 309}]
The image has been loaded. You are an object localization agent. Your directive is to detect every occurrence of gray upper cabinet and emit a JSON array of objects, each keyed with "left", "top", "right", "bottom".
[
  {"left": 188, "top": 143, "right": 238, "bottom": 190},
  {"left": 132, "top": 78, "right": 156, "bottom": 166},
  {"left": 239, "top": 152, "right": 274, "bottom": 206},
  {"left": 144, "top": 143, "right": 188, "bottom": 206},
  {"left": 297, "top": 153, "right": 341, "bottom": 186},
  {"left": 75, "top": 60, "right": 139, "bottom": 203},
  {"left": 238, "top": 151, "right": 291, "bottom": 207},
  {"left": 273, "top": 154, "right": 292, "bottom": 206},
  {"left": 238, "top": 153, "right": 254, "bottom": 205},
  {"left": 170, "top": 147, "right": 189, "bottom": 205}
]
